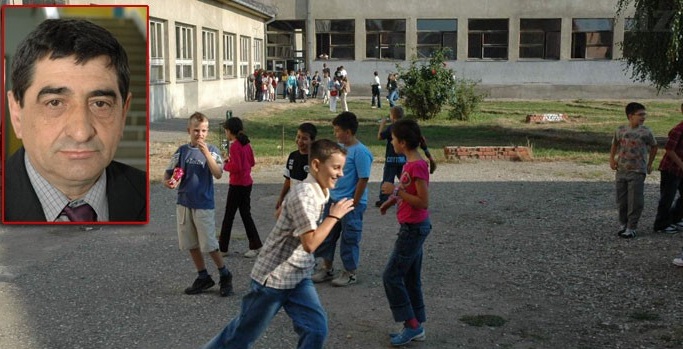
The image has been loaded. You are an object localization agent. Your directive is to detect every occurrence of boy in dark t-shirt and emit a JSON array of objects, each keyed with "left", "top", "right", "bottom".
[{"left": 275, "top": 123, "right": 318, "bottom": 216}]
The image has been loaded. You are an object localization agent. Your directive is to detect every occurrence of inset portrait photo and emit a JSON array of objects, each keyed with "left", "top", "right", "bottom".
[{"left": 2, "top": 5, "right": 149, "bottom": 224}]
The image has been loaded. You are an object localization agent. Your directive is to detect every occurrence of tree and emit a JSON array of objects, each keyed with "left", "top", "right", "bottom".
[
  {"left": 396, "top": 48, "right": 457, "bottom": 120},
  {"left": 617, "top": 0, "right": 683, "bottom": 92}
]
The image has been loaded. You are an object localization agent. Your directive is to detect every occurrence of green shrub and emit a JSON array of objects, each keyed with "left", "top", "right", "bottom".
[
  {"left": 448, "top": 78, "right": 487, "bottom": 121},
  {"left": 397, "top": 48, "right": 457, "bottom": 120}
]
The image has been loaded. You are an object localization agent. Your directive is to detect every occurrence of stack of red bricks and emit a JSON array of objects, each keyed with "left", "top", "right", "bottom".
[
  {"left": 525, "top": 113, "right": 568, "bottom": 123},
  {"left": 443, "top": 146, "right": 533, "bottom": 161}
]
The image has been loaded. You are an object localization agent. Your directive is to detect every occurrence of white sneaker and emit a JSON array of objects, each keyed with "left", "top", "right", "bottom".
[
  {"left": 331, "top": 270, "right": 357, "bottom": 287},
  {"left": 673, "top": 248, "right": 683, "bottom": 267},
  {"left": 311, "top": 267, "right": 335, "bottom": 283},
  {"left": 243, "top": 249, "right": 260, "bottom": 258}
]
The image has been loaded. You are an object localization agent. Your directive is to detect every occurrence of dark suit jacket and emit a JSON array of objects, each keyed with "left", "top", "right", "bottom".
[{"left": 3, "top": 147, "right": 147, "bottom": 223}]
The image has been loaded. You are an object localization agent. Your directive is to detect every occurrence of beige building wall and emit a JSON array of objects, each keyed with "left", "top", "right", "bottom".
[
  {"left": 262, "top": 0, "right": 676, "bottom": 98},
  {"left": 68, "top": 0, "right": 274, "bottom": 121}
]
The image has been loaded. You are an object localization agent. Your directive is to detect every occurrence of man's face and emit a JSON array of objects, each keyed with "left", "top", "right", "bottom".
[
  {"left": 8, "top": 55, "right": 131, "bottom": 192},
  {"left": 188, "top": 120, "right": 209, "bottom": 146}
]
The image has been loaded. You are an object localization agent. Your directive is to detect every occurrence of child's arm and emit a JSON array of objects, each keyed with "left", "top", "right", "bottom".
[
  {"left": 378, "top": 119, "right": 388, "bottom": 140},
  {"left": 647, "top": 143, "right": 658, "bottom": 174},
  {"left": 394, "top": 178, "right": 429, "bottom": 209},
  {"left": 609, "top": 143, "right": 618, "bottom": 170},
  {"left": 379, "top": 196, "right": 398, "bottom": 215},
  {"left": 198, "top": 140, "right": 223, "bottom": 179},
  {"left": 163, "top": 150, "right": 180, "bottom": 189},
  {"left": 666, "top": 150, "right": 683, "bottom": 172},
  {"left": 276, "top": 178, "right": 291, "bottom": 211},
  {"left": 353, "top": 178, "right": 370, "bottom": 205},
  {"left": 299, "top": 198, "right": 355, "bottom": 253}
]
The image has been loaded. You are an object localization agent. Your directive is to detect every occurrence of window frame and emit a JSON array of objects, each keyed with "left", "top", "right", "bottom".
[
  {"left": 222, "top": 32, "right": 236, "bottom": 79},
  {"left": 416, "top": 19, "right": 457, "bottom": 60},
  {"left": 239, "top": 36, "right": 251, "bottom": 77},
  {"left": 175, "top": 23, "right": 195, "bottom": 81},
  {"left": 467, "top": 18, "right": 509, "bottom": 60},
  {"left": 149, "top": 19, "right": 166, "bottom": 83},
  {"left": 253, "top": 38, "right": 263, "bottom": 71},
  {"left": 201, "top": 28, "right": 218, "bottom": 80},
  {"left": 315, "top": 19, "right": 355, "bottom": 60},
  {"left": 518, "top": 18, "right": 561, "bottom": 60},
  {"left": 571, "top": 18, "right": 614, "bottom": 60},
  {"left": 365, "top": 19, "right": 406, "bottom": 60}
]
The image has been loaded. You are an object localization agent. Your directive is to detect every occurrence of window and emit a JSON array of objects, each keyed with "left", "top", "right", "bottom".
[
  {"left": 571, "top": 18, "right": 613, "bottom": 59},
  {"left": 253, "top": 38, "right": 263, "bottom": 71},
  {"left": 622, "top": 18, "right": 636, "bottom": 58},
  {"left": 149, "top": 19, "right": 166, "bottom": 83},
  {"left": 468, "top": 19, "right": 509, "bottom": 60},
  {"left": 202, "top": 29, "right": 217, "bottom": 79},
  {"left": 519, "top": 19, "right": 561, "bottom": 60},
  {"left": 316, "top": 20, "right": 355, "bottom": 60},
  {"left": 416, "top": 19, "right": 457, "bottom": 59},
  {"left": 366, "top": 19, "right": 406, "bottom": 60},
  {"left": 223, "top": 33, "right": 235, "bottom": 78},
  {"left": 267, "top": 33, "right": 293, "bottom": 59},
  {"left": 175, "top": 23, "right": 195, "bottom": 80},
  {"left": 240, "top": 36, "right": 251, "bottom": 77}
]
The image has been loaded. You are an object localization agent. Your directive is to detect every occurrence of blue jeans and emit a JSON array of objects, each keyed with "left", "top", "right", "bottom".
[
  {"left": 201, "top": 279, "right": 327, "bottom": 349},
  {"left": 383, "top": 219, "right": 431, "bottom": 323},
  {"left": 388, "top": 90, "right": 399, "bottom": 107},
  {"left": 654, "top": 170, "right": 683, "bottom": 230},
  {"left": 378, "top": 164, "right": 403, "bottom": 203},
  {"left": 314, "top": 202, "right": 367, "bottom": 271}
]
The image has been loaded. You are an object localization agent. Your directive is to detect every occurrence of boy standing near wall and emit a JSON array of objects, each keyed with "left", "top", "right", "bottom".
[{"left": 609, "top": 102, "right": 658, "bottom": 239}]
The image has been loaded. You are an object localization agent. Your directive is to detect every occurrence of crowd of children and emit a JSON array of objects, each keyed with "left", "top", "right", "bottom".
[{"left": 166, "top": 95, "right": 683, "bottom": 348}]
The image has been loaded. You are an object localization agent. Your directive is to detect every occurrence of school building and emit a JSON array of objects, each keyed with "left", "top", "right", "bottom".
[{"left": 4, "top": 0, "right": 673, "bottom": 126}]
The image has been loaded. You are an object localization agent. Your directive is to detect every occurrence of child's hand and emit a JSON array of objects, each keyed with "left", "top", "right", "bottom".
[
  {"left": 381, "top": 182, "right": 395, "bottom": 195},
  {"left": 329, "top": 198, "right": 354, "bottom": 219},
  {"left": 379, "top": 197, "right": 397, "bottom": 215},
  {"left": 164, "top": 178, "right": 179, "bottom": 189},
  {"left": 197, "top": 139, "right": 209, "bottom": 155},
  {"left": 609, "top": 158, "right": 617, "bottom": 170}
]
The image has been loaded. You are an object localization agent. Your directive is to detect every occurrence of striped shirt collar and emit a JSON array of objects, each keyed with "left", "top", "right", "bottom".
[{"left": 25, "top": 153, "right": 109, "bottom": 222}]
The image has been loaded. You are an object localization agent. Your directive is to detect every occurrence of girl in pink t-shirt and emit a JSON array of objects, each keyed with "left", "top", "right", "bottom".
[
  {"left": 219, "top": 117, "right": 262, "bottom": 258},
  {"left": 379, "top": 118, "right": 431, "bottom": 346}
]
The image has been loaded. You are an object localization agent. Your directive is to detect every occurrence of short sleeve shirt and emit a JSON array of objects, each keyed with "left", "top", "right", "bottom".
[
  {"left": 166, "top": 143, "right": 223, "bottom": 209},
  {"left": 612, "top": 125, "right": 657, "bottom": 174},
  {"left": 330, "top": 141, "right": 373, "bottom": 205},
  {"left": 397, "top": 160, "right": 430, "bottom": 224},
  {"left": 284, "top": 150, "right": 309, "bottom": 182},
  {"left": 250, "top": 177, "right": 329, "bottom": 289},
  {"left": 659, "top": 121, "right": 683, "bottom": 177}
]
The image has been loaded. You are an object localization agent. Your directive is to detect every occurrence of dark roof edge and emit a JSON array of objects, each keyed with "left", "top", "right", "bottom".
[{"left": 227, "top": 0, "right": 277, "bottom": 18}]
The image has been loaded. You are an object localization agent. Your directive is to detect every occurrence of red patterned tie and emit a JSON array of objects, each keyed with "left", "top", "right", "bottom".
[{"left": 62, "top": 204, "right": 97, "bottom": 222}]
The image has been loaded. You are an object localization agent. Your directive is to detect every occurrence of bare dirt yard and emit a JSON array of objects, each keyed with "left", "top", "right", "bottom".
[{"left": 151, "top": 153, "right": 683, "bottom": 348}]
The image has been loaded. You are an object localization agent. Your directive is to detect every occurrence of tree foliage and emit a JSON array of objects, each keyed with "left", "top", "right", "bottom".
[
  {"left": 617, "top": 0, "right": 683, "bottom": 92},
  {"left": 397, "top": 49, "right": 458, "bottom": 120}
]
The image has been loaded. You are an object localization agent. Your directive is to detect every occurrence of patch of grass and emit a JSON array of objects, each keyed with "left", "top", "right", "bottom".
[
  {"left": 629, "top": 311, "right": 661, "bottom": 321},
  {"left": 208, "top": 99, "right": 681, "bottom": 164},
  {"left": 459, "top": 314, "right": 507, "bottom": 327}
]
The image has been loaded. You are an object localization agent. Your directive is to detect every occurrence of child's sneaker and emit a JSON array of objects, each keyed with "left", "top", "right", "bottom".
[
  {"left": 311, "top": 267, "right": 335, "bottom": 283},
  {"left": 331, "top": 270, "right": 357, "bottom": 287},
  {"left": 390, "top": 326, "right": 426, "bottom": 346},
  {"left": 673, "top": 248, "right": 683, "bottom": 267},
  {"left": 618, "top": 228, "right": 636, "bottom": 239},
  {"left": 244, "top": 248, "right": 260, "bottom": 258},
  {"left": 219, "top": 272, "right": 233, "bottom": 297},
  {"left": 184, "top": 275, "right": 215, "bottom": 295}
]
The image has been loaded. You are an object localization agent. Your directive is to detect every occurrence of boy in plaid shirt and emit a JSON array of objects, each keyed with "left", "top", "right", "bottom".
[{"left": 201, "top": 139, "right": 355, "bottom": 349}]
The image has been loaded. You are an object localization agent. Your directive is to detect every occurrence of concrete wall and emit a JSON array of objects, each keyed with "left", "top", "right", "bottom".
[
  {"left": 262, "top": 0, "right": 677, "bottom": 98},
  {"left": 69, "top": 0, "right": 270, "bottom": 121}
]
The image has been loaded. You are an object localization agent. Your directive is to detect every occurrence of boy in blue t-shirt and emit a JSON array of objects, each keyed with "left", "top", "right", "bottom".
[
  {"left": 313, "top": 112, "right": 373, "bottom": 286},
  {"left": 165, "top": 112, "right": 233, "bottom": 296}
]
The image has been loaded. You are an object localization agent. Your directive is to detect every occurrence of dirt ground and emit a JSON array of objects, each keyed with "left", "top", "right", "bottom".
[{"left": 147, "top": 127, "right": 683, "bottom": 348}]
